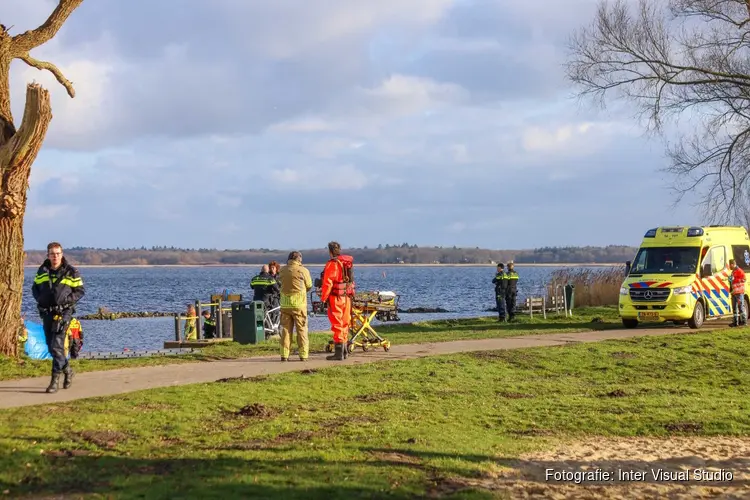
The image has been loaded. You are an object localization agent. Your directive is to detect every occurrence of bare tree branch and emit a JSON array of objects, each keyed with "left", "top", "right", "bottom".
[
  {"left": 566, "top": 0, "right": 750, "bottom": 223},
  {"left": 10, "top": 0, "right": 84, "bottom": 53},
  {"left": 18, "top": 54, "right": 75, "bottom": 98}
]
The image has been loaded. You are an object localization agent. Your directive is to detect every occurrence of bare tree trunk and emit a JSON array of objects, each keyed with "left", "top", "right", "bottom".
[{"left": 0, "top": 84, "right": 52, "bottom": 357}]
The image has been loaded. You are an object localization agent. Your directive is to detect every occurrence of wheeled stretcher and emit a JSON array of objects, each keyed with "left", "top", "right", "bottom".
[{"left": 310, "top": 286, "right": 399, "bottom": 355}]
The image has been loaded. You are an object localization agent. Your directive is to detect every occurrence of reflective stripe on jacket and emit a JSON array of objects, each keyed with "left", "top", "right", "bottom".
[{"left": 279, "top": 260, "right": 313, "bottom": 310}]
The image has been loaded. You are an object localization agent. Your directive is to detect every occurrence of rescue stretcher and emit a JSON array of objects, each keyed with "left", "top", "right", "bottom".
[{"left": 310, "top": 285, "right": 399, "bottom": 355}]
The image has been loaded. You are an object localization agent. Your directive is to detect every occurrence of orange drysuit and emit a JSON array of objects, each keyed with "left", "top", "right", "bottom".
[{"left": 320, "top": 257, "right": 352, "bottom": 344}]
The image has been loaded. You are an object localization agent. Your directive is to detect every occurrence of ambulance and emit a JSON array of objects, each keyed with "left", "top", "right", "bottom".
[{"left": 619, "top": 225, "right": 750, "bottom": 329}]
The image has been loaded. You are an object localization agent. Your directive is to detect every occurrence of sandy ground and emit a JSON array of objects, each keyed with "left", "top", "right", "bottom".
[{"left": 436, "top": 437, "right": 750, "bottom": 499}]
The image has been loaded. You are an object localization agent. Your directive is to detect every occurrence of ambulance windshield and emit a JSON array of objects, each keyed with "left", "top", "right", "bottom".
[{"left": 630, "top": 246, "right": 700, "bottom": 275}]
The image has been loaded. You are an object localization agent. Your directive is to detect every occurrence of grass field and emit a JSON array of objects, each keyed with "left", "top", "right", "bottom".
[
  {"left": 1, "top": 327, "right": 748, "bottom": 499},
  {"left": 0, "top": 307, "right": 620, "bottom": 381}
]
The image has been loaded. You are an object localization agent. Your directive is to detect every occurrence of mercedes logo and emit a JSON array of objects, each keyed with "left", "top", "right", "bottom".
[{"left": 644, "top": 290, "right": 653, "bottom": 299}]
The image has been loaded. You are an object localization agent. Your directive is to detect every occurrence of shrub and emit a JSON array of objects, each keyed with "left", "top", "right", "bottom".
[{"left": 546, "top": 267, "right": 626, "bottom": 307}]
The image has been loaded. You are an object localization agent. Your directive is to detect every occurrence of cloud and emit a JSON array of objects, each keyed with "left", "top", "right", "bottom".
[{"left": 0, "top": 0, "right": 702, "bottom": 250}]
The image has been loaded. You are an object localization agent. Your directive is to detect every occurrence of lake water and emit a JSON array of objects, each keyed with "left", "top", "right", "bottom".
[{"left": 21, "top": 265, "right": 588, "bottom": 352}]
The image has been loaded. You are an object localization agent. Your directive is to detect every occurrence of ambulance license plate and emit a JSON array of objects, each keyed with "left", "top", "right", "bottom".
[{"left": 638, "top": 311, "right": 660, "bottom": 321}]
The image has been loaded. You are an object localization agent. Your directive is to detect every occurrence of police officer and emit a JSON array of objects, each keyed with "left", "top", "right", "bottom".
[
  {"left": 251, "top": 264, "right": 280, "bottom": 331},
  {"left": 31, "top": 242, "right": 85, "bottom": 393},
  {"left": 492, "top": 263, "right": 508, "bottom": 321},
  {"left": 505, "top": 262, "right": 519, "bottom": 321}
]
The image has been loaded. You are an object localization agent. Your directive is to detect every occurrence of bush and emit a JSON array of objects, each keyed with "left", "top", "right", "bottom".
[{"left": 546, "top": 267, "right": 626, "bottom": 307}]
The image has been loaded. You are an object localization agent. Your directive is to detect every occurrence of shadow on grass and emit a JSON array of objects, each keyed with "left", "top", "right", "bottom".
[{"left": 3, "top": 444, "right": 747, "bottom": 499}]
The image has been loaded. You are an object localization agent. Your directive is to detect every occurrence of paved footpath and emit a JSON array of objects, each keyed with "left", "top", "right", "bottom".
[{"left": 0, "top": 325, "right": 722, "bottom": 409}]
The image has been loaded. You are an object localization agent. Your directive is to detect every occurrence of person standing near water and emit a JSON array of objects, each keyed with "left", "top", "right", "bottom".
[
  {"left": 505, "top": 262, "right": 519, "bottom": 321},
  {"left": 31, "top": 242, "right": 85, "bottom": 394},
  {"left": 492, "top": 263, "right": 507, "bottom": 322}
]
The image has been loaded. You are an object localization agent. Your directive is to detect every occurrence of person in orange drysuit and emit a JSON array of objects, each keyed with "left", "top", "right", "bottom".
[{"left": 320, "top": 241, "right": 353, "bottom": 361}]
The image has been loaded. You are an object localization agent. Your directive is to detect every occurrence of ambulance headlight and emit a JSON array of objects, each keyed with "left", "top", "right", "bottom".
[
  {"left": 620, "top": 286, "right": 629, "bottom": 295},
  {"left": 673, "top": 285, "right": 692, "bottom": 295}
]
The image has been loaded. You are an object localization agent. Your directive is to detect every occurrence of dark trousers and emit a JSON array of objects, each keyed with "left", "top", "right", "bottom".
[
  {"left": 42, "top": 314, "right": 70, "bottom": 375},
  {"left": 506, "top": 292, "right": 517, "bottom": 320},
  {"left": 732, "top": 294, "right": 746, "bottom": 325},
  {"left": 495, "top": 294, "right": 506, "bottom": 320}
]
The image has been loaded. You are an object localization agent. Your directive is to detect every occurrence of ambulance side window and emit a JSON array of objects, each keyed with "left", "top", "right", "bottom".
[
  {"left": 703, "top": 246, "right": 726, "bottom": 275},
  {"left": 731, "top": 245, "right": 750, "bottom": 271},
  {"left": 711, "top": 247, "right": 727, "bottom": 274}
]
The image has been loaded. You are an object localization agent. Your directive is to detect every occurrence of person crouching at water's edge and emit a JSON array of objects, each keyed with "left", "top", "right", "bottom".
[
  {"left": 321, "top": 241, "right": 354, "bottom": 361},
  {"left": 492, "top": 263, "right": 507, "bottom": 322},
  {"left": 31, "top": 242, "right": 85, "bottom": 394},
  {"left": 202, "top": 309, "right": 216, "bottom": 339},
  {"left": 278, "top": 251, "right": 313, "bottom": 361}
]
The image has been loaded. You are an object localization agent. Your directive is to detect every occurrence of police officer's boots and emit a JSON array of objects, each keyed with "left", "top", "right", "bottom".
[
  {"left": 46, "top": 373, "right": 60, "bottom": 394},
  {"left": 326, "top": 343, "right": 344, "bottom": 361},
  {"left": 63, "top": 367, "right": 74, "bottom": 389}
]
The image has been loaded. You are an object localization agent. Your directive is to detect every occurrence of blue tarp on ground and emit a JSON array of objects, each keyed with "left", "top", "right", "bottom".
[{"left": 23, "top": 320, "right": 51, "bottom": 360}]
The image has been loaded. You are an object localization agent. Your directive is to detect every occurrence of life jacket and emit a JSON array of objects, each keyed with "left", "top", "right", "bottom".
[
  {"left": 67, "top": 318, "right": 82, "bottom": 340},
  {"left": 731, "top": 268, "right": 746, "bottom": 295},
  {"left": 331, "top": 255, "right": 356, "bottom": 297}
]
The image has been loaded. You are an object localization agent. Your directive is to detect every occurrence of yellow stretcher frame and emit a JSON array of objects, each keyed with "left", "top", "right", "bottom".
[{"left": 324, "top": 294, "right": 396, "bottom": 355}]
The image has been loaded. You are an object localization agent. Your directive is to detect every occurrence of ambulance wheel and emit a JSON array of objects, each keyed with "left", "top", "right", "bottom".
[
  {"left": 325, "top": 343, "right": 333, "bottom": 353},
  {"left": 622, "top": 319, "right": 638, "bottom": 329},
  {"left": 383, "top": 343, "right": 390, "bottom": 352},
  {"left": 361, "top": 343, "right": 369, "bottom": 352},
  {"left": 688, "top": 302, "right": 705, "bottom": 329},
  {"left": 346, "top": 343, "right": 355, "bottom": 354}
]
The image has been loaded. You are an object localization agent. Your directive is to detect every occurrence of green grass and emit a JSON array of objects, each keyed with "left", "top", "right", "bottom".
[
  {"left": 0, "top": 306, "right": 620, "bottom": 381},
  {"left": 1, "top": 327, "right": 748, "bottom": 499}
]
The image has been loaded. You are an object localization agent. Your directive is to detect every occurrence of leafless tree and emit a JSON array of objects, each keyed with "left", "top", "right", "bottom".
[
  {"left": 566, "top": 0, "right": 750, "bottom": 227},
  {"left": 0, "top": 0, "right": 83, "bottom": 358}
]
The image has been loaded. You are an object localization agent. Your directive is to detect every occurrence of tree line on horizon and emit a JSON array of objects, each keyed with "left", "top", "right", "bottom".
[{"left": 23, "top": 244, "right": 639, "bottom": 266}]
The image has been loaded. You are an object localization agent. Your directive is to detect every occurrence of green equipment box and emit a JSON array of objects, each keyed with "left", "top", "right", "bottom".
[{"left": 231, "top": 301, "right": 265, "bottom": 345}]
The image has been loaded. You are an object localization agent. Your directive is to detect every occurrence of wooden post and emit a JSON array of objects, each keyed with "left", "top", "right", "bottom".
[
  {"left": 529, "top": 298, "right": 533, "bottom": 319},
  {"left": 194, "top": 299, "right": 201, "bottom": 339},
  {"left": 196, "top": 300, "right": 202, "bottom": 339},
  {"left": 217, "top": 299, "right": 223, "bottom": 338},
  {"left": 174, "top": 315, "right": 180, "bottom": 342}
]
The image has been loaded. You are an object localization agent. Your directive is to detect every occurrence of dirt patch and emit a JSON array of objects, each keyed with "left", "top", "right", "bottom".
[
  {"left": 605, "top": 389, "right": 628, "bottom": 398},
  {"left": 222, "top": 440, "right": 266, "bottom": 451},
  {"left": 75, "top": 430, "right": 129, "bottom": 449},
  {"left": 429, "top": 437, "right": 750, "bottom": 499},
  {"left": 510, "top": 428, "right": 553, "bottom": 437},
  {"left": 611, "top": 351, "right": 636, "bottom": 359},
  {"left": 158, "top": 436, "right": 184, "bottom": 446},
  {"left": 468, "top": 352, "right": 507, "bottom": 361},
  {"left": 42, "top": 449, "right": 95, "bottom": 458},
  {"left": 236, "top": 403, "right": 278, "bottom": 418},
  {"left": 497, "top": 391, "right": 534, "bottom": 399},
  {"left": 370, "top": 451, "right": 423, "bottom": 466},
  {"left": 354, "top": 392, "right": 399, "bottom": 403},
  {"left": 217, "top": 374, "right": 268, "bottom": 383},
  {"left": 665, "top": 422, "right": 704, "bottom": 433}
]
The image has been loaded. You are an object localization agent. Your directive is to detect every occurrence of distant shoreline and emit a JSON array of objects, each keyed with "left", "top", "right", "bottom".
[{"left": 23, "top": 263, "right": 623, "bottom": 269}]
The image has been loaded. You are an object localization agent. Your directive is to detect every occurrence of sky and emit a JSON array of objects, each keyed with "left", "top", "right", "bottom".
[{"left": 3, "top": 0, "right": 703, "bottom": 250}]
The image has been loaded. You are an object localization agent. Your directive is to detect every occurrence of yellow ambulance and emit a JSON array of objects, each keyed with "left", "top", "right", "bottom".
[{"left": 619, "top": 225, "right": 750, "bottom": 329}]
